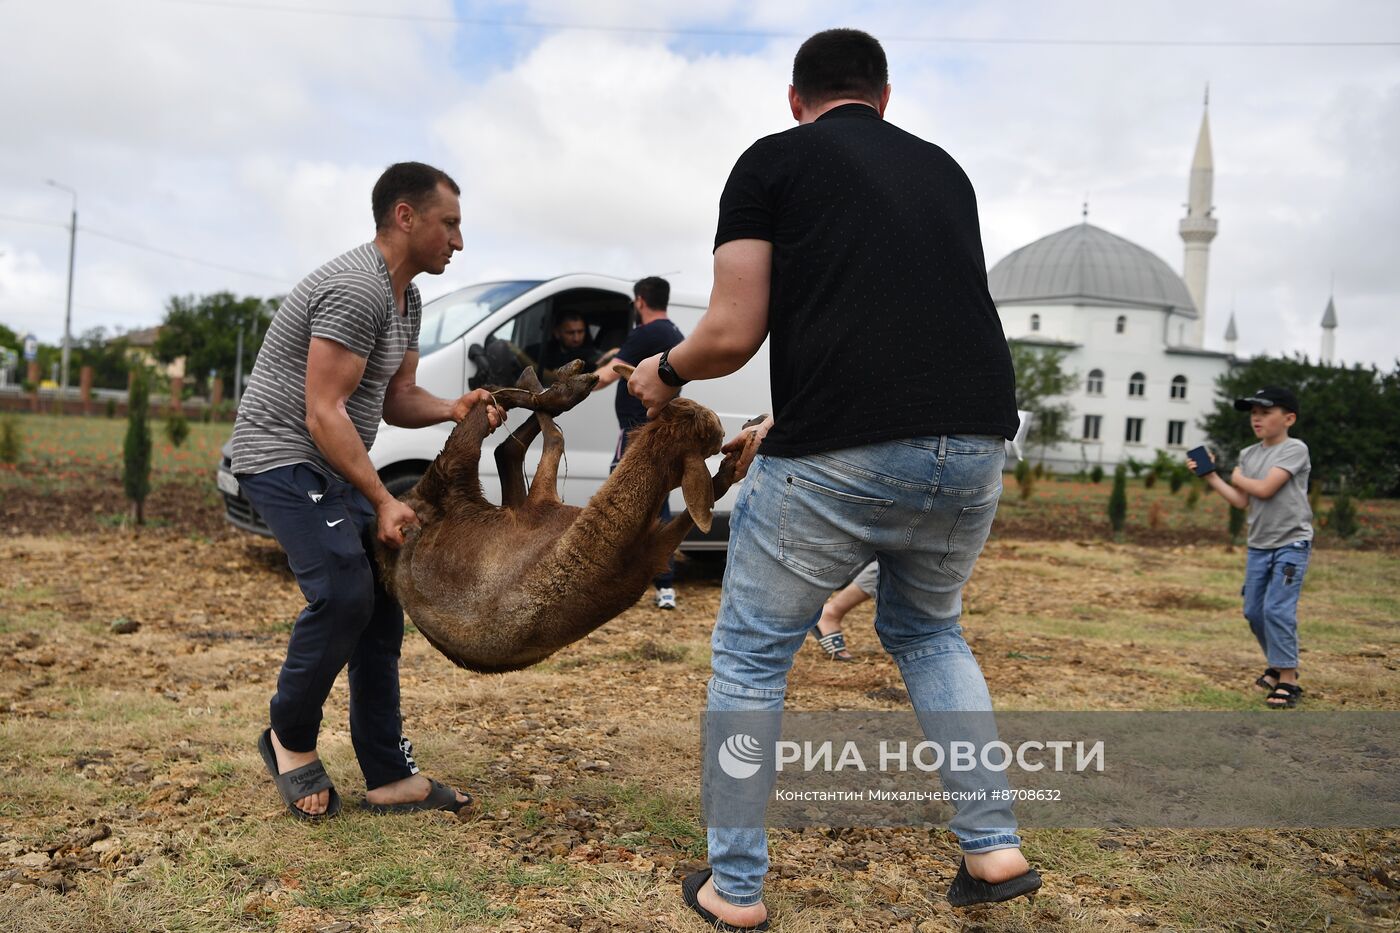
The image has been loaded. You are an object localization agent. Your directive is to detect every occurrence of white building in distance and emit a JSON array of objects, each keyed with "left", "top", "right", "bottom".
[{"left": 989, "top": 97, "right": 1233, "bottom": 472}]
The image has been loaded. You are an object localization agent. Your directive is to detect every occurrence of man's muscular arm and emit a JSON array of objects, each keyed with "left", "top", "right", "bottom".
[
  {"left": 382, "top": 350, "right": 501, "bottom": 429},
  {"left": 305, "top": 337, "right": 418, "bottom": 547}
]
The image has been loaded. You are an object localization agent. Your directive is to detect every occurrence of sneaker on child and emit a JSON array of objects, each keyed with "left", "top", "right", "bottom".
[{"left": 655, "top": 587, "right": 677, "bottom": 610}]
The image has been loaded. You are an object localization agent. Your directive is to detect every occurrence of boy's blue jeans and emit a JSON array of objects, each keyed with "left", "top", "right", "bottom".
[
  {"left": 1243, "top": 540, "right": 1310, "bottom": 670},
  {"left": 706, "top": 436, "right": 1021, "bottom": 907}
]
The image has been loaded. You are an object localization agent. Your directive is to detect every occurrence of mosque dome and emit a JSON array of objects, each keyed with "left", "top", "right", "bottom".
[{"left": 988, "top": 222, "right": 1197, "bottom": 317}]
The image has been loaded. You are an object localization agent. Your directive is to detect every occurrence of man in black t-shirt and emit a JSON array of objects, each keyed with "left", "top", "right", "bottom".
[
  {"left": 627, "top": 29, "right": 1038, "bottom": 928},
  {"left": 592, "top": 276, "right": 684, "bottom": 609},
  {"left": 525, "top": 312, "right": 608, "bottom": 381}
]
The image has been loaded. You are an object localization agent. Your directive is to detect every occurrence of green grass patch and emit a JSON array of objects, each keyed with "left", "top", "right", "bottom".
[
  {"left": 1166, "top": 684, "right": 1262, "bottom": 711},
  {"left": 599, "top": 782, "right": 706, "bottom": 859}
]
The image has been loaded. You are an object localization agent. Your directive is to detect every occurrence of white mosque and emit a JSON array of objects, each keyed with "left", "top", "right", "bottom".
[{"left": 988, "top": 95, "right": 1340, "bottom": 471}]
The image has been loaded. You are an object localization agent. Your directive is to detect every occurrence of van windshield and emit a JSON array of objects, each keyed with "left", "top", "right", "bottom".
[{"left": 418, "top": 280, "right": 542, "bottom": 355}]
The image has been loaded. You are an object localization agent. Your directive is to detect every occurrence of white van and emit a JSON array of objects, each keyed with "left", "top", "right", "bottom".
[{"left": 217, "top": 273, "right": 770, "bottom": 551}]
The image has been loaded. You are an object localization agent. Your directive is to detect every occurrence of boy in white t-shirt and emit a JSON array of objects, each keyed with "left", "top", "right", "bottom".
[{"left": 1188, "top": 386, "right": 1313, "bottom": 708}]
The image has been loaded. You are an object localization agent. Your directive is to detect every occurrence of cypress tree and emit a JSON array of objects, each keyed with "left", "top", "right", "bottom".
[
  {"left": 1330, "top": 493, "right": 1358, "bottom": 539},
  {"left": 1228, "top": 504, "right": 1246, "bottom": 545},
  {"left": 1108, "top": 464, "right": 1128, "bottom": 537},
  {"left": 124, "top": 367, "right": 153, "bottom": 525}
]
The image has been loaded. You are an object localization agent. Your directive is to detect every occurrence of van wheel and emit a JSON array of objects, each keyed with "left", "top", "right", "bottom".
[{"left": 382, "top": 470, "right": 424, "bottom": 499}]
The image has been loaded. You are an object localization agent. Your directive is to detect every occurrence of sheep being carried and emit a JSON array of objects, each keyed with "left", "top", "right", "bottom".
[{"left": 376, "top": 360, "right": 737, "bottom": 673}]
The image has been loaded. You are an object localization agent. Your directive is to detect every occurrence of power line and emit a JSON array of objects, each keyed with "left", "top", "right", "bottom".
[
  {"left": 0, "top": 211, "right": 68, "bottom": 230},
  {"left": 79, "top": 227, "right": 294, "bottom": 286},
  {"left": 158, "top": 0, "right": 1400, "bottom": 47},
  {"left": 1, "top": 211, "right": 289, "bottom": 285}
]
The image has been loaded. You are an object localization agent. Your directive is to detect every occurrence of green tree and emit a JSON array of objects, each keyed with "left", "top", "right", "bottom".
[
  {"left": 1202, "top": 355, "right": 1400, "bottom": 496},
  {"left": 1108, "top": 464, "right": 1128, "bottom": 537},
  {"left": 165, "top": 413, "right": 190, "bottom": 448},
  {"left": 124, "top": 367, "right": 154, "bottom": 525},
  {"left": 1228, "top": 505, "right": 1246, "bottom": 544},
  {"left": 1330, "top": 494, "right": 1358, "bottom": 539},
  {"left": 1014, "top": 458, "right": 1034, "bottom": 500},
  {"left": 72, "top": 327, "right": 136, "bottom": 390},
  {"left": 0, "top": 416, "right": 21, "bottom": 464},
  {"left": 1009, "top": 342, "right": 1077, "bottom": 458},
  {"left": 153, "top": 292, "right": 279, "bottom": 398}
]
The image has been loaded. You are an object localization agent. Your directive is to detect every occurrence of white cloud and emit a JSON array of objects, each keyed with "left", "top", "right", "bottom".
[
  {"left": 431, "top": 30, "right": 789, "bottom": 293},
  {"left": 0, "top": 0, "right": 1395, "bottom": 370}
]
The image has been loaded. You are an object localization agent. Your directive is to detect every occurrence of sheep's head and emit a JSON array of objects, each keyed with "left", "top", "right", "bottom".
[{"left": 644, "top": 399, "right": 725, "bottom": 533}]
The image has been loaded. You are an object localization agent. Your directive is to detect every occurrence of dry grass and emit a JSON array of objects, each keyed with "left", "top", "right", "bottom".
[{"left": 1, "top": 529, "right": 1398, "bottom": 930}]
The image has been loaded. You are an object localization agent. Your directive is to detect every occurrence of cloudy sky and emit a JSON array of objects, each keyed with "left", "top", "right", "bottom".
[{"left": 1, "top": 0, "right": 1397, "bottom": 367}]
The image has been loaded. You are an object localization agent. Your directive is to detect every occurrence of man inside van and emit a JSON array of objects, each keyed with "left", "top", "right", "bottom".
[
  {"left": 526, "top": 311, "right": 612, "bottom": 381},
  {"left": 231, "top": 161, "right": 502, "bottom": 822},
  {"left": 626, "top": 29, "right": 1039, "bottom": 927},
  {"left": 592, "top": 275, "right": 684, "bottom": 610}
]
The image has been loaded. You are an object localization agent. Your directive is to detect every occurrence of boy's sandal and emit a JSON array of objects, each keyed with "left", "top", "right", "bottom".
[
  {"left": 1265, "top": 683, "right": 1303, "bottom": 709},
  {"left": 1254, "top": 667, "right": 1281, "bottom": 690},
  {"left": 361, "top": 778, "right": 472, "bottom": 815},
  {"left": 812, "top": 629, "right": 855, "bottom": 662},
  {"left": 257, "top": 728, "right": 342, "bottom": 820}
]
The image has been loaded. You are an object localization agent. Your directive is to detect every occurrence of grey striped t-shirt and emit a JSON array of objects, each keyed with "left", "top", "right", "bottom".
[{"left": 231, "top": 242, "right": 421, "bottom": 479}]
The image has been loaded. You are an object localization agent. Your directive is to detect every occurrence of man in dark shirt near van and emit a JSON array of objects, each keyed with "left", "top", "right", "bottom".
[
  {"left": 592, "top": 276, "right": 684, "bottom": 609},
  {"left": 526, "top": 311, "right": 610, "bottom": 381},
  {"left": 628, "top": 29, "right": 1039, "bottom": 928}
]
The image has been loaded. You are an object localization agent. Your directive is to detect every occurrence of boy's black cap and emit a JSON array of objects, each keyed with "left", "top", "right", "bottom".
[{"left": 1234, "top": 386, "right": 1299, "bottom": 414}]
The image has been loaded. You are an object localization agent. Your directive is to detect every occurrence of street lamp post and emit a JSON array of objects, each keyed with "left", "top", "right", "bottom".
[{"left": 45, "top": 180, "right": 77, "bottom": 406}]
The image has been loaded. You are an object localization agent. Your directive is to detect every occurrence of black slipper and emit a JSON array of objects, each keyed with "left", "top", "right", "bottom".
[
  {"left": 361, "top": 778, "right": 471, "bottom": 814},
  {"left": 257, "top": 728, "right": 342, "bottom": 821},
  {"left": 1255, "top": 667, "right": 1281, "bottom": 690},
  {"left": 946, "top": 858, "right": 1042, "bottom": 907},
  {"left": 680, "top": 867, "right": 769, "bottom": 931}
]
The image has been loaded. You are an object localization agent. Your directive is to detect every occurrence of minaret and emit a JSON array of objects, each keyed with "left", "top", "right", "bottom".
[
  {"left": 1180, "top": 86, "right": 1218, "bottom": 347},
  {"left": 1224, "top": 311, "right": 1238, "bottom": 357},
  {"left": 1321, "top": 295, "right": 1338, "bottom": 365}
]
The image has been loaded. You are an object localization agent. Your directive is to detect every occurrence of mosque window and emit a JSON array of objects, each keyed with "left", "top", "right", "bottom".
[
  {"left": 1030, "top": 313, "right": 1041, "bottom": 332},
  {"left": 1128, "top": 372, "right": 1146, "bottom": 397},
  {"left": 1116, "top": 315, "right": 1127, "bottom": 334},
  {"left": 1086, "top": 369, "right": 1104, "bottom": 395},
  {"left": 1171, "top": 375, "right": 1188, "bottom": 400},
  {"left": 1167, "top": 421, "right": 1186, "bottom": 446},
  {"left": 1125, "top": 418, "right": 1144, "bottom": 444},
  {"left": 1083, "top": 415, "right": 1102, "bottom": 440}
]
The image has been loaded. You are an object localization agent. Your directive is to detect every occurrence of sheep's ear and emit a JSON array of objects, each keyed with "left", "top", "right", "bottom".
[
  {"left": 612, "top": 362, "right": 635, "bottom": 382},
  {"left": 681, "top": 453, "right": 715, "bottom": 533}
]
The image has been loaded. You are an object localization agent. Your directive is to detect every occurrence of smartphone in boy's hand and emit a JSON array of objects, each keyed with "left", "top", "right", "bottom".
[{"left": 1186, "top": 445, "right": 1215, "bottom": 476}]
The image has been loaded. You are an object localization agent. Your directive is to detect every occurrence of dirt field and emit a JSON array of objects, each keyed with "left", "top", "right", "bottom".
[{"left": 1, "top": 412, "right": 1398, "bottom": 931}]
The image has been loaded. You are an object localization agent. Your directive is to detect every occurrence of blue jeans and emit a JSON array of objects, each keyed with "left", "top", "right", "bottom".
[
  {"left": 1243, "top": 540, "right": 1310, "bottom": 670},
  {"left": 706, "top": 435, "right": 1020, "bottom": 907}
]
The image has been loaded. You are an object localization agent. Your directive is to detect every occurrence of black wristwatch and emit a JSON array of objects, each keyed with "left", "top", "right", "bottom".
[{"left": 657, "top": 348, "right": 688, "bottom": 387}]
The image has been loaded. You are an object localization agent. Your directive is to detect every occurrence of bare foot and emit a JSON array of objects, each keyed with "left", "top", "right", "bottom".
[
  {"left": 964, "top": 847, "right": 1031, "bottom": 883},
  {"left": 270, "top": 729, "right": 329, "bottom": 816},
  {"left": 364, "top": 773, "right": 470, "bottom": 808},
  {"left": 696, "top": 877, "right": 768, "bottom": 929}
]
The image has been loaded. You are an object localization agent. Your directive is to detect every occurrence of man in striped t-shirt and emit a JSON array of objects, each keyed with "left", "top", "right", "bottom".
[{"left": 233, "top": 162, "right": 502, "bottom": 820}]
